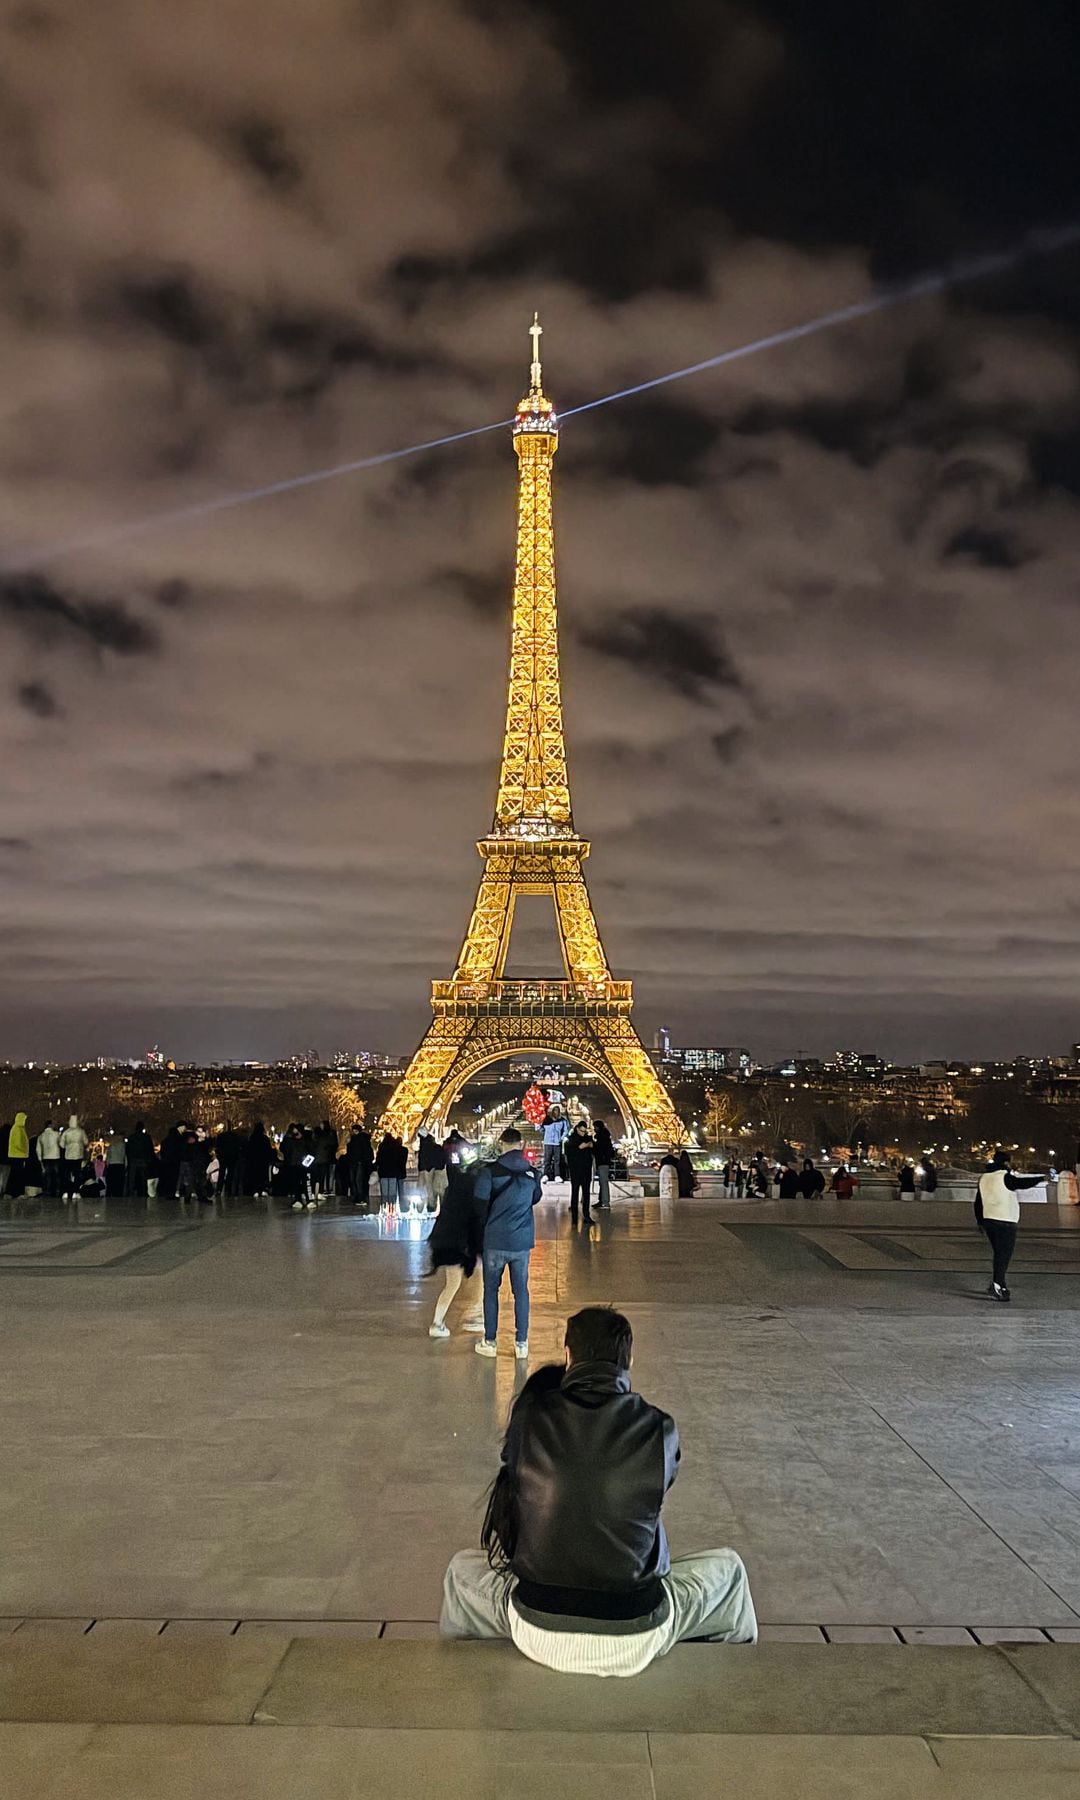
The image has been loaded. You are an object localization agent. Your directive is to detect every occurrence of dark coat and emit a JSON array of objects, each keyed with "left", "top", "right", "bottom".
[
  {"left": 345, "top": 1129, "right": 373, "bottom": 1168},
  {"left": 126, "top": 1128, "right": 155, "bottom": 1166},
  {"left": 245, "top": 1126, "right": 276, "bottom": 1185},
  {"left": 376, "top": 1134, "right": 407, "bottom": 1178},
  {"left": 778, "top": 1167, "right": 800, "bottom": 1199},
  {"left": 499, "top": 1360, "right": 679, "bottom": 1622},
  {"left": 473, "top": 1150, "right": 542, "bottom": 1252},
  {"left": 592, "top": 1121, "right": 615, "bottom": 1167},
  {"left": 313, "top": 1125, "right": 338, "bottom": 1163},
  {"left": 426, "top": 1169, "right": 484, "bottom": 1275},
  {"left": 565, "top": 1130, "right": 594, "bottom": 1175},
  {"left": 418, "top": 1133, "right": 447, "bottom": 1173}
]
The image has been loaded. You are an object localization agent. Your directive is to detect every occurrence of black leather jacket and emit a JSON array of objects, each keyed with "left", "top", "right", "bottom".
[{"left": 506, "top": 1359, "right": 680, "bottom": 1622}]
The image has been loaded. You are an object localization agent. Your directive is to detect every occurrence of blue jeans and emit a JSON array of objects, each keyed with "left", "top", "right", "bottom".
[{"left": 483, "top": 1248, "right": 530, "bottom": 1343}]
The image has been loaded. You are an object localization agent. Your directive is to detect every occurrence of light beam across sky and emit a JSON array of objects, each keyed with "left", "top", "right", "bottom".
[{"left": 10, "top": 221, "right": 1080, "bottom": 573}]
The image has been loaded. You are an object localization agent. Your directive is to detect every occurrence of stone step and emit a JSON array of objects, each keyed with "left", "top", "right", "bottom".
[{"left": 2, "top": 1633, "right": 1079, "bottom": 1737}]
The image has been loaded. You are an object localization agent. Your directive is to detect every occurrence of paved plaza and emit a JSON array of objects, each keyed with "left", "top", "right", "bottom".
[
  {"left": 4, "top": 1188, "right": 1080, "bottom": 1629},
  {"left": 4, "top": 1188, "right": 1080, "bottom": 1794}
]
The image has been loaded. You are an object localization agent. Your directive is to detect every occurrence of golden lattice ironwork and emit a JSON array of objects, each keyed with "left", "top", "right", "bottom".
[{"left": 381, "top": 318, "right": 686, "bottom": 1146}]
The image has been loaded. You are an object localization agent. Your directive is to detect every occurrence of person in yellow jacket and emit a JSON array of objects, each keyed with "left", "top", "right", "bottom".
[
  {"left": 975, "top": 1151, "right": 1044, "bottom": 1302},
  {"left": 0, "top": 1112, "right": 30, "bottom": 1197}
]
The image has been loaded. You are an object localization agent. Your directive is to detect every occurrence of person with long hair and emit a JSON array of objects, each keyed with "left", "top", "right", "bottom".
[{"left": 441, "top": 1306, "right": 757, "bottom": 1673}]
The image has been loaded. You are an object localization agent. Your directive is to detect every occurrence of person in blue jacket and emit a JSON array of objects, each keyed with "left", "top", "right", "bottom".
[
  {"left": 541, "top": 1109, "right": 569, "bottom": 1183},
  {"left": 473, "top": 1127, "right": 542, "bottom": 1361}
]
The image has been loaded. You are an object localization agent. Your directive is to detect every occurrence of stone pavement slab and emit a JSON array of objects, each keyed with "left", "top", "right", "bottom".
[
  {"left": 0, "top": 1632, "right": 290, "bottom": 1725},
  {"left": 6, "top": 1721, "right": 1080, "bottom": 1800},
  {"left": 649, "top": 1733, "right": 938, "bottom": 1800},
  {"left": 1000, "top": 1643, "right": 1080, "bottom": 1733},
  {"left": 0, "top": 1724, "right": 96, "bottom": 1800},
  {"left": 253, "top": 1639, "right": 1065, "bottom": 1737}
]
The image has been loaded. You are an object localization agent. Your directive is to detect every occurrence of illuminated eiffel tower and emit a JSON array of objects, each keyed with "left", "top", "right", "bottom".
[{"left": 381, "top": 319, "right": 685, "bottom": 1146}]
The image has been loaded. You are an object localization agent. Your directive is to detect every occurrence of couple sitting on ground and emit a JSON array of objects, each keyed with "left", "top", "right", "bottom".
[{"left": 441, "top": 1303, "right": 757, "bottom": 1674}]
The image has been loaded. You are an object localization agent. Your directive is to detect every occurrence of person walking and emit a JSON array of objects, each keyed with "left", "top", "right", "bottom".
[
  {"left": 473, "top": 1127, "right": 542, "bottom": 1361},
  {"left": 345, "top": 1124, "right": 374, "bottom": 1206},
  {"left": 0, "top": 1111, "right": 30, "bottom": 1197},
  {"left": 125, "top": 1121, "right": 155, "bottom": 1198},
  {"left": 104, "top": 1130, "right": 127, "bottom": 1198},
  {"left": 541, "top": 1110, "right": 569, "bottom": 1184},
  {"left": 898, "top": 1162, "right": 917, "bottom": 1201},
  {"left": 921, "top": 1155, "right": 938, "bottom": 1200},
  {"left": 565, "top": 1120, "right": 595, "bottom": 1225},
  {"left": 441, "top": 1306, "right": 757, "bottom": 1667},
  {"left": 976, "top": 1151, "right": 1044, "bottom": 1302},
  {"left": 59, "top": 1113, "right": 88, "bottom": 1202},
  {"left": 592, "top": 1115, "right": 615, "bottom": 1210},
  {"left": 426, "top": 1159, "right": 485, "bottom": 1339},
  {"left": 36, "top": 1118, "right": 63, "bottom": 1200}
]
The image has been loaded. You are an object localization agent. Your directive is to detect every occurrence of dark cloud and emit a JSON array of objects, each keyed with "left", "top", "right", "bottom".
[
  {"left": 578, "top": 606, "right": 744, "bottom": 703},
  {"left": 710, "top": 727, "right": 746, "bottom": 764},
  {"left": 0, "top": 575, "right": 158, "bottom": 657},
  {"left": 576, "top": 399, "right": 721, "bottom": 487},
  {"left": 16, "top": 679, "right": 59, "bottom": 718},
  {"left": 943, "top": 526, "right": 1032, "bottom": 570},
  {"left": 229, "top": 117, "right": 302, "bottom": 191},
  {"left": 156, "top": 578, "right": 191, "bottom": 610}
]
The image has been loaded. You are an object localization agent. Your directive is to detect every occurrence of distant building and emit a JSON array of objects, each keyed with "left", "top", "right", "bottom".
[
  {"left": 654, "top": 1026, "right": 672, "bottom": 1056},
  {"left": 679, "top": 1047, "right": 752, "bottom": 1074}
]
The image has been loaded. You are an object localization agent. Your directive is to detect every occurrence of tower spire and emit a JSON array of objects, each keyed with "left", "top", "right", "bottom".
[
  {"left": 529, "top": 311, "right": 543, "bottom": 396},
  {"left": 496, "top": 316, "right": 569, "bottom": 834}
]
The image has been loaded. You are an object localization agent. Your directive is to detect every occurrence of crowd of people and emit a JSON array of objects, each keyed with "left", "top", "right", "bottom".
[
  {"left": 721, "top": 1153, "right": 861, "bottom": 1199},
  {"left": 0, "top": 1114, "right": 383, "bottom": 1208}
]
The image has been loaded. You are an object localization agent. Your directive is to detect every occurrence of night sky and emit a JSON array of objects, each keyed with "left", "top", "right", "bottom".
[{"left": 3, "top": 0, "right": 1080, "bottom": 1064}]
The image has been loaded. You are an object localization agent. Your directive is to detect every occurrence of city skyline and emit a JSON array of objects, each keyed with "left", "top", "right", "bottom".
[{"left": 3, "top": 4, "right": 1080, "bottom": 1058}]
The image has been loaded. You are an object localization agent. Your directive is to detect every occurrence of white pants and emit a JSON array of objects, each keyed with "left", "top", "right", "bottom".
[
  {"left": 441, "top": 1547, "right": 757, "bottom": 1654},
  {"left": 433, "top": 1264, "right": 483, "bottom": 1328}
]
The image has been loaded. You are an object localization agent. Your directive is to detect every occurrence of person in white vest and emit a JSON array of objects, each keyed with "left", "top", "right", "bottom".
[{"left": 975, "top": 1151, "right": 1044, "bottom": 1302}]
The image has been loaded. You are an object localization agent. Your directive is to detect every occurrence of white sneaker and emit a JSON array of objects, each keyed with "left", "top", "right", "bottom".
[
  {"left": 428, "top": 1322, "right": 451, "bottom": 1339},
  {"left": 462, "top": 1318, "right": 485, "bottom": 1334},
  {"left": 292, "top": 1201, "right": 303, "bottom": 1211},
  {"left": 514, "top": 1341, "right": 529, "bottom": 1360},
  {"left": 474, "top": 1340, "right": 498, "bottom": 1358},
  {"left": 306, "top": 1200, "right": 317, "bottom": 1210}
]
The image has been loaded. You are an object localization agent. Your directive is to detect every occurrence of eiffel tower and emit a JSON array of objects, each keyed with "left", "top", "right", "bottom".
[{"left": 381, "top": 319, "right": 686, "bottom": 1146}]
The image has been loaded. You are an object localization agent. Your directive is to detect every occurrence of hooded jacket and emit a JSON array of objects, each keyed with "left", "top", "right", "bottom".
[
  {"left": 418, "top": 1133, "right": 447, "bottom": 1173},
  {"left": 473, "top": 1149, "right": 542, "bottom": 1252},
  {"left": 6, "top": 1113, "right": 29, "bottom": 1161},
  {"left": 36, "top": 1124, "right": 61, "bottom": 1161},
  {"left": 505, "top": 1359, "right": 680, "bottom": 1624},
  {"left": 59, "top": 1117, "right": 88, "bottom": 1160}
]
